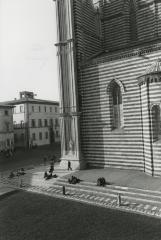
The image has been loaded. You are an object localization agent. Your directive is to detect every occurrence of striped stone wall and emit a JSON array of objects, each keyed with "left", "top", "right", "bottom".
[
  {"left": 101, "top": 0, "right": 131, "bottom": 50},
  {"left": 73, "top": 0, "right": 161, "bottom": 54},
  {"left": 78, "top": 46, "right": 161, "bottom": 173},
  {"left": 73, "top": 0, "right": 102, "bottom": 62},
  {"left": 137, "top": 1, "right": 156, "bottom": 41},
  {"left": 55, "top": 0, "right": 161, "bottom": 173}
]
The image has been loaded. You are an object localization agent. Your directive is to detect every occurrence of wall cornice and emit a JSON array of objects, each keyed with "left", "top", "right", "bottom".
[{"left": 81, "top": 41, "right": 161, "bottom": 68}]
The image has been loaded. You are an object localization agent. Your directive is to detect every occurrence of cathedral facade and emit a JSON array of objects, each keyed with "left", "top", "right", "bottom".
[{"left": 55, "top": 0, "right": 161, "bottom": 176}]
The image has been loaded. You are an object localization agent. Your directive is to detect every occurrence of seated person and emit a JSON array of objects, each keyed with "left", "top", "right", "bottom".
[
  {"left": 44, "top": 171, "right": 48, "bottom": 178},
  {"left": 53, "top": 174, "right": 58, "bottom": 178},
  {"left": 16, "top": 169, "right": 20, "bottom": 176},
  {"left": 20, "top": 168, "right": 25, "bottom": 175},
  {"left": 9, "top": 171, "right": 15, "bottom": 178},
  {"left": 49, "top": 165, "right": 54, "bottom": 173},
  {"left": 46, "top": 172, "right": 53, "bottom": 180}
]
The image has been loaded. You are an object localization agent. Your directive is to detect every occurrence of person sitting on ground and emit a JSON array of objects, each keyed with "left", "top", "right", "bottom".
[
  {"left": 53, "top": 174, "right": 58, "bottom": 178},
  {"left": 46, "top": 172, "right": 52, "bottom": 180},
  {"left": 20, "top": 168, "right": 25, "bottom": 175},
  {"left": 44, "top": 171, "right": 48, "bottom": 179},
  {"left": 97, "top": 177, "right": 106, "bottom": 187},
  {"left": 9, "top": 171, "right": 15, "bottom": 178},
  {"left": 16, "top": 169, "right": 20, "bottom": 176},
  {"left": 68, "top": 175, "right": 80, "bottom": 184}
]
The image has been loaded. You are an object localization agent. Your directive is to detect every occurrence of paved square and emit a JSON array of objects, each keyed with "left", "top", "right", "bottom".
[{"left": 1, "top": 191, "right": 161, "bottom": 240}]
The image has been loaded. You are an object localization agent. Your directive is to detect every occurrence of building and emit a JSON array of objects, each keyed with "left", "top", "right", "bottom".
[
  {"left": 5, "top": 91, "right": 60, "bottom": 148},
  {"left": 0, "top": 105, "right": 14, "bottom": 152},
  {"left": 55, "top": 0, "right": 161, "bottom": 176}
]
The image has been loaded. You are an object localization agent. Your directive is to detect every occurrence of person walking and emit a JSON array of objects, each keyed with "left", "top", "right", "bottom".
[{"left": 68, "top": 160, "right": 72, "bottom": 171}]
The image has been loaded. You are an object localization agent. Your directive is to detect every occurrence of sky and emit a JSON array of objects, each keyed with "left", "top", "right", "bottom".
[{"left": 0, "top": 0, "right": 59, "bottom": 102}]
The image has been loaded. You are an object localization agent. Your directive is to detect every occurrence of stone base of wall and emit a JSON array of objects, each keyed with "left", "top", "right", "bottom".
[{"left": 59, "top": 155, "right": 86, "bottom": 170}]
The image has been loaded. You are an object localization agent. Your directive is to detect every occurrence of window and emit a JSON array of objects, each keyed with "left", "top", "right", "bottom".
[
  {"left": 39, "top": 132, "right": 42, "bottom": 140},
  {"left": 31, "top": 119, "right": 36, "bottom": 128},
  {"left": 56, "top": 131, "right": 59, "bottom": 137},
  {"left": 20, "top": 121, "right": 24, "bottom": 127},
  {"left": 14, "top": 134, "right": 17, "bottom": 142},
  {"left": 6, "top": 139, "right": 10, "bottom": 147},
  {"left": 111, "top": 82, "right": 123, "bottom": 130},
  {"left": 45, "top": 132, "right": 48, "bottom": 139},
  {"left": 55, "top": 107, "right": 57, "bottom": 113},
  {"left": 44, "top": 106, "right": 47, "bottom": 112},
  {"left": 32, "top": 133, "right": 36, "bottom": 141},
  {"left": 44, "top": 119, "right": 48, "bottom": 127},
  {"left": 20, "top": 105, "right": 24, "bottom": 113},
  {"left": 32, "top": 106, "right": 34, "bottom": 112},
  {"left": 50, "top": 119, "right": 53, "bottom": 126},
  {"left": 50, "top": 107, "right": 52, "bottom": 112},
  {"left": 39, "top": 106, "right": 41, "bottom": 112},
  {"left": 152, "top": 105, "right": 161, "bottom": 142},
  {"left": 4, "top": 110, "right": 8, "bottom": 116},
  {"left": 5, "top": 122, "right": 10, "bottom": 131},
  {"left": 38, "top": 119, "right": 42, "bottom": 127},
  {"left": 21, "top": 133, "right": 24, "bottom": 140},
  {"left": 55, "top": 118, "right": 59, "bottom": 126}
]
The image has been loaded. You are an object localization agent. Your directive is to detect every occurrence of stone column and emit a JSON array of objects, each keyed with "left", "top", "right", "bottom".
[{"left": 54, "top": 0, "right": 85, "bottom": 170}]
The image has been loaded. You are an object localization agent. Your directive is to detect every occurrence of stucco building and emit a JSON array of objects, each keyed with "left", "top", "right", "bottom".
[
  {"left": 55, "top": 0, "right": 161, "bottom": 176},
  {"left": 5, "top": 91, "right": 60, "bottom": 148},
  {"left": 0, "top": 105, "right": 14, "bottom": 151}
]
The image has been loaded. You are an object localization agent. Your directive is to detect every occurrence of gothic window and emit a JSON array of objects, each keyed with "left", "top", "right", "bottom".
[
  {"left": 152, "top": 105, "right": 161, "bottom": 142},
  {"left": 111, "top": 82, "right": 123, "bottom": 130}
]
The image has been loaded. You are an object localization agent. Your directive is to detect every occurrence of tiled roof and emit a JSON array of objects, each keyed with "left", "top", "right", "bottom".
[
  {"left": 2, "top": 98, "right": 59, "bottom": 106},
  {"left": 0, "top": 104, "right": 14, "bottom": 108}
]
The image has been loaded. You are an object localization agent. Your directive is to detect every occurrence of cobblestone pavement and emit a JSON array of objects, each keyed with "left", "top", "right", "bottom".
[{"left": 1, "top": 172, "right": 161, "bottom": 220}]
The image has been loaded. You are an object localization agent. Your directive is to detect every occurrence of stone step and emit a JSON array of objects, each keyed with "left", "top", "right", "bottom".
[{"left": 55, "top": 178, "right": 161, "bottom": 205}]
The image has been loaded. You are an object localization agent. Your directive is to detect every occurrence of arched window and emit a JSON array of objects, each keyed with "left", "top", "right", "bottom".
[
  {"left": 152, "top": 105, "right": 161, "bottom": 142},
  {"left": 111, "top": 82, "right": 123, "bottom": 129}
]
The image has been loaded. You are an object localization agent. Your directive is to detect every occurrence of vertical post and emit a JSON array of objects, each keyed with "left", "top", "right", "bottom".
[
  {"left": 117, "top": 193, "right": 121, "bottom": 206},
  {"left": 62, "top": 185, "right": 66, "bottom": 195}
]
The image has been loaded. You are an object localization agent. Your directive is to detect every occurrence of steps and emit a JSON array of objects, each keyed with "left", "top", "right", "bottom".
[{"left": 54, "top": 178, "right": 161, "bottom": 206}]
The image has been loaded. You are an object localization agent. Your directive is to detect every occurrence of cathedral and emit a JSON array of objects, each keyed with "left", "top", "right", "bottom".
[{"left": 54, "top": 0, "right": 161, "bottom": 176}]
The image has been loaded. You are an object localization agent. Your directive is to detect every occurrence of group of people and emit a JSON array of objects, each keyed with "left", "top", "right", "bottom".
[{"left": 1, "top": 148, "right": 15, "bottom": 158}]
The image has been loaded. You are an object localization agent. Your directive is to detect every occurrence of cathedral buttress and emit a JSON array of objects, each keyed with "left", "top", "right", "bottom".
[{"left": 54, "top": 0, "right": 85, "bottom": 169}]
